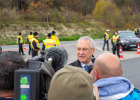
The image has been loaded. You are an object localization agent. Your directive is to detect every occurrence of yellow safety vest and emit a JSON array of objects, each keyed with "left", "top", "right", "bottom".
[
  {"left": 31, "top": 38, "right": 39, "bottom": 51},
  {"left": 51, "top": 35, "right": 61, "bottom": 46},
  {"left": 105, "top": 32, "right": 109, "bottom": 40},
  {"left": 43, "top": 39, "right": 55, "bottom": 50},
  {"left": 28, "top": 35, "right": 33, "bottom": 43},
  {"left": 113, "top": 35, "right": 120, "bottom": 44},
  {"left": 17, "top": 35, "right": 23, "bottom": 44}
]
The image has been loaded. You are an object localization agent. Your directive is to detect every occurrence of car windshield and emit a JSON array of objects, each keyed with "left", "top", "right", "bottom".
[{"left": 118, "top": 31, "right": 136, "bottom": 38}]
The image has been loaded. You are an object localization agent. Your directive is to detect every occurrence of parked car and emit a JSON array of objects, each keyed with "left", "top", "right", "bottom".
[{"left": 118, "top": 31, "right": 140, "bottom": 49}]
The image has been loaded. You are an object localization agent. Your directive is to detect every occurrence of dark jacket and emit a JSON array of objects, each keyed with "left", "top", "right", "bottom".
[
  {"left": 0, "top": 47, "right": 2, "bottom": 54},
  {"left": 0, "top": 97, "right": 13, "bottom": 100},
  {"left": 69, "top": 56, "right": 95, "bottom": 73},
  {"left": 69, "top": 60, "right": 81, "bottom": 67},
  {"left": 32, "top": 41, "right": 40, "bottom": 50},
  {"left": 111, "top": 35, "right": 120, "bottom": 47}
]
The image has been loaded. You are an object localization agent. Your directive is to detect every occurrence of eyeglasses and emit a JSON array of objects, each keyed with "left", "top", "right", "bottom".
[{"left": 77, "top": 48, "right": 92, "bottom": 52}]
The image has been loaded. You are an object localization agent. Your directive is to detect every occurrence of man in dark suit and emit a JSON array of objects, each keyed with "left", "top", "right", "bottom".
[{"left": 69, "top": 36, "right": 95, "bottom": 73}]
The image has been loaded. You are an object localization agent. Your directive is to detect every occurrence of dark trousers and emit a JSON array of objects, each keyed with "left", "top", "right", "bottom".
[
  {"left": 103, "top": 40, "right": 109, "bottom": 50},
  {"left": 18, "top": 43, "right": 24, "bottom": 55},
  {"left": 0, "top": 47, "right": 2, "bottom": 54},
  {"left": 32, "top": 49, "right": 38, "bottom": 57},
  {"left": 28, "top": 43, "right": 31, "bottom": 55},
  {"left": 112, "top": 45, "right": 120, "bottom": 58}
]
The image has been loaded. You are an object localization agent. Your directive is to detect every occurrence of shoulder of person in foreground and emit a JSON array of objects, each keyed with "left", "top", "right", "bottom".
[
  {"left": 0, "top": 51, "right": 26, "bottom": 99},
  {"left": 93, "top": 53, "right": 140, "bottom": 100},
  {"left": 48, "top": 65, "right": 99, "bottom": 100}
]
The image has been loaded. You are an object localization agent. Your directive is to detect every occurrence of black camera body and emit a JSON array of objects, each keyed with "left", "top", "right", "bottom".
[{"left": 14, "top": 47, "right": 68, "bottom": 100}]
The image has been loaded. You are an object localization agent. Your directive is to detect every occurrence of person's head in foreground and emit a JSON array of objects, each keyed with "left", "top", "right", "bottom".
[
  {"left": 93, "top": 53, "right": 140, "bottom": 100},
  {"left": 48, "top": 65, "right": 99, "bottom": 100},
  {"left": 0, "top": 51, "right": 26, "bottom": 99}
]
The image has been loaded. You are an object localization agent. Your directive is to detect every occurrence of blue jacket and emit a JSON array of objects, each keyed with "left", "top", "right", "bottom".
[
  {"left": 94, "top": 77, "right": 140, "bottom": 100},
  {"left": 120, "top": 88, "right": 140, "bottom": 100}
]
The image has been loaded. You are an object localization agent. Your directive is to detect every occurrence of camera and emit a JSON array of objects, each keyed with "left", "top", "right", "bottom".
[{"left": 14, "top": 46, "right": 68, "bottom": 100}]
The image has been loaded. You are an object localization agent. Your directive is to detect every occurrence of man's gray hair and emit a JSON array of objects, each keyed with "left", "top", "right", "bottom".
[{"left": 77, "top": 36, "right": 95, "bottom": 48}]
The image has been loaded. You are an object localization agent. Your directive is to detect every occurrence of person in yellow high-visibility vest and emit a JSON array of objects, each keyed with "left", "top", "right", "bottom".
[
  {"left": 102, "top": 29, "right": 110, "bottom": 51},
  {"left": 111, "top": 31, "right": 120, "bottom": 58},
  {"left": 134, "top": 28, "right": 138, "bottom": 36},
  {"left": 17, "top": 32, "right": 25, "bottom": 55},
  {"left": 31, "top": 32, "right": 40, "bottom": 57},
  {"left": 27, "top": 32, "right": 33, "bottom": 55},
  {"left": 42, "top": 33, "right": 55, "bottom": 51},
  {"left": 51, "top": 31, "right": 61, "bottom": 46}
]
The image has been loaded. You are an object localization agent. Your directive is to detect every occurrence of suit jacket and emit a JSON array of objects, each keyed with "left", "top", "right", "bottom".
[
  {"left": 69, "top": 58, "right": 95, "bottom": 73},
  {"left": 69, "top": 60, "right": 81, "bottom": 68}
]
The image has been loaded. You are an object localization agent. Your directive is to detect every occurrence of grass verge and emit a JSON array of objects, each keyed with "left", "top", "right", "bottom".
[{"left": 0, "top": 33, "right": 103, "bottom": 46}]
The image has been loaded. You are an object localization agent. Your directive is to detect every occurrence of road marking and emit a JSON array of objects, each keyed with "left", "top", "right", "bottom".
[
  {"left": 103, "top": 51, "right": 110, "bottom": 53},
  {"left": 95, "top": 47, "right": 110, "bottom": 53}
]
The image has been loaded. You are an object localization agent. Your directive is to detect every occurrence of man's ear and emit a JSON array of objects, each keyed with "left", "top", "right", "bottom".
[
  {"left": 92, "top": 48, "right": 95, "bottom": 53},
  {"left": 94, "top": 70, "right": 100, "bottom": 82}
]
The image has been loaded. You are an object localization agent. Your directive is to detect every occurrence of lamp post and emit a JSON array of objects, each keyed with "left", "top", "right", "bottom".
[{"left": 47, "top": 13, "right": 50, "bottom": 23}]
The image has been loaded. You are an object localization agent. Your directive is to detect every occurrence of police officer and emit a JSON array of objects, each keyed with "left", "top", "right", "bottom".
[
  {"left": 134, "top": 28, "right": 138, "bottom": 36},
  {"left": 27, "top": 32, "right": 33, "bottom": 55},
  {"left": 111, "top": 31, "right": 120, "bottom": 58},
  {"left": 42, "top": 33, "right": 55, "bottom": 51},
  {"left": 102, "top": 29, "right": 110, "bottom": 51},
  {"left": 31, "top": 32, "right": 40, "bottom": 57},
  {"left": 51, "top": 31, "right": 61, "bottom": 46},
  {"left": 17, "top": 32, "right": 25, "bottom": 55},
  {"left": 0, "top": 47, "right": 2, "bottom": 54}
]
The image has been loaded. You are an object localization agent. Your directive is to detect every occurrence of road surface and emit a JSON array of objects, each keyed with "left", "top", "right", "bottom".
[{"left": 1, "top": 39, "right": 140, "bottom": 89}]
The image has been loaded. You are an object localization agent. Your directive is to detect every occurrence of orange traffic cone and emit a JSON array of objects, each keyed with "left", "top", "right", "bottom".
[
  {"left": 119, "top": 45, "right": 124, "bottom": 59},
  {"left": 136, "top": 43, "right": 140, "bottom": 54},
  {"left": 23, "top": 42, "right": 27, "bottom": 50}
]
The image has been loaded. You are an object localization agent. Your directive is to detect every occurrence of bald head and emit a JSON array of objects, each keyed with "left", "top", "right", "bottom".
[{"left": 94, "top": 53, "right": 122, "bottom": 81}]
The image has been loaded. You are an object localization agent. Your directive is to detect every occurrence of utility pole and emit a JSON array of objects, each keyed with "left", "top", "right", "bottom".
[{"left": 47, "top": 13, "right": 50, "bottom": 23}]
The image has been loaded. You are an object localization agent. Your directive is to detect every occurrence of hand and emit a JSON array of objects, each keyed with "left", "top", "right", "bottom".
[{"left": 113, "top": 43, "right": 116, "bottom": 47}]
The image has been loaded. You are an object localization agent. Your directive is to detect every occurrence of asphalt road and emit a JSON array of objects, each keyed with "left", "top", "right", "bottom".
[{"left": 1, "top": 39, "right": 140, "bottom": 89}]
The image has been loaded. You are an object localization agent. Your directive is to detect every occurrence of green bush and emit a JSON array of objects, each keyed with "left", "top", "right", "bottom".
[
  {"left": 59, "top": 34, "right": 81, "bottom": 41},
  {"left": 91, "top": 32, "right": 103, "bottom": 39},
  {"left": 50, "top": 9, "right": 64, "bottom": 22},
  {"left": 4, "top": 23, "right": 10, "bottom": 27}
]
